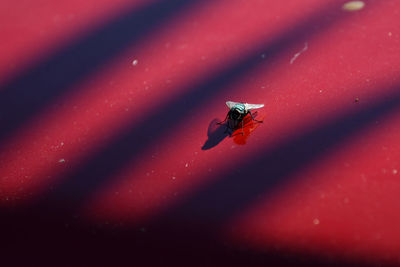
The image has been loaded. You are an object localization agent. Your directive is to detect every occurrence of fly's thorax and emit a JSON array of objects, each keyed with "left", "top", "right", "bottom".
[{"left": 234, "top": 103, "right": 246, "bottom": 112}]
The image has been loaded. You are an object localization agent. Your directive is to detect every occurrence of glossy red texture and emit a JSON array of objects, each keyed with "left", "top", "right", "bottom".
[{"left": 1, "top": 0, "right": 400, "bottom": 266}]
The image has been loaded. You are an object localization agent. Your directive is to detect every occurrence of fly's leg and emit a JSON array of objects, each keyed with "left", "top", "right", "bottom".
[
  {"left": 241, "top": 120, "right": 244, "bottom": 135},
  {"left": 249, "top": 110, "right": 263, "bottom": 123},
  {"left": 217, "top": 114, "right": 231, "bottom": 134},
  {"left": 217, "top": 114, "right": 229, "bottom": 125}
]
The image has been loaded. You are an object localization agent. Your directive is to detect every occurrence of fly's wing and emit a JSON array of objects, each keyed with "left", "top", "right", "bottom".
[
  {"left": 226, "top": 101, "right": 241, "bottom": 109},
  {"left": 244, "top": 103, "right": 264, "bottom": 110}
]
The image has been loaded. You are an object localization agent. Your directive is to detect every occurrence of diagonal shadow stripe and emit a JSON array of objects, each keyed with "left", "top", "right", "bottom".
[
  {"left": 153, "top": 85, "right": 400, "bottom": 228},
  {"left": 0, "top": 0, "right": 205, "bottom": 145},
  {"left": 0, "top": 207, "right": 376, "bottom": 267},
  {"left": 30, "top": 2, "right": 357, "bottom": 212}
]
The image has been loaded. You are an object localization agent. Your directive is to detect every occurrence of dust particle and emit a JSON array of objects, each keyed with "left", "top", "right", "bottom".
[
  {"left": 342, "top": 1, "right": 365, "bottom": 11},
  {"left": 58, "top": 158, "right": 65, "bottom": 163},
  {"left": 355, "top": 97, "right": 359, "bottom": 103},
  {"left": 393, "top": 169, "right": 398, "bottom": 175},
  {"left": 313, "top": 218, "right": 320, "bottom": 225},
  {"left": 132, "top": 59, "right": 138, "bottom": 66},
  {"left": 290, "top": 42, "right": 308, "bottom": 64}
]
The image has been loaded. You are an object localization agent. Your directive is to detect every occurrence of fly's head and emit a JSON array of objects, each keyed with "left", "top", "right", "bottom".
[
  {"left": 229, "top": 103, "right": 246, "bottom": 121},
  {"left": 228, "top": 109, "right": 240, "bottom": 121}
]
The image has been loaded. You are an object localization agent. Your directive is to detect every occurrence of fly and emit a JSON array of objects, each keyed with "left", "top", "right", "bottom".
[{"left": 218, "top": 101, "right": 264, "bottom": 135}]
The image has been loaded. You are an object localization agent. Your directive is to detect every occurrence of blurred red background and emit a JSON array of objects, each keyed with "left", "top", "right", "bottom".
[{"left": 1, "top": 0, "right": 400, "bottom": 266}]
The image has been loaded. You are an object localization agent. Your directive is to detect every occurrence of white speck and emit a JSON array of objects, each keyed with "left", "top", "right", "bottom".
[
  {"left": 185, "top": 163, "right": 189, "bottom": 168},
  {"left": 172, "top": 176, "right": 176, "bottom": 180},
  {"left": 53, "top": 14, "right": 61, "bottom": 22},
  {"left": 178, "top": 44, "right": 188, "bottom": 50},
  {"left": 344, "top": 197, "right": 349, "bottom": 203},
  {"left": 388, "top": 32, "right": 393, "bottom": 37},
  {"left": 342, "top": 1, "right": 365, "bottom": 11},
  {"left": 313, "top": 218, "right": 320, "bottom": 225},
  {"left": 290, "top": 42, "right": 308, "bottom": 64},
  {"left": 132, "top": 59, "right": 138, "bottom": 66},
  {"left": 361, "top": 174, "right": 367, "bottom": 182},
  {"left": 60, "top": 142, "right": 64, "bottom": 146},
  {"left": 393, "top": 169, "right": 398, "bottom": 175},
  {"left": 319, "top": 90, "right": 323, "bottom": 93},
  {"left": 58, "top": 159, "right": 65, "bottom": 163},
  {"left": 261, "top": 53, "right": 266, "bottom": 59}
]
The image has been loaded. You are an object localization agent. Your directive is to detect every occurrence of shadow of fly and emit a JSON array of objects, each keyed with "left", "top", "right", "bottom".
[{"left": 218, "top": 101, "right": 264, "bottom": 135}]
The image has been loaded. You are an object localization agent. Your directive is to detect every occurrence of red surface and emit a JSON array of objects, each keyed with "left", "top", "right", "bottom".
[{"left": 1, "top": 0, "right": 400, "bottom": 266}]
